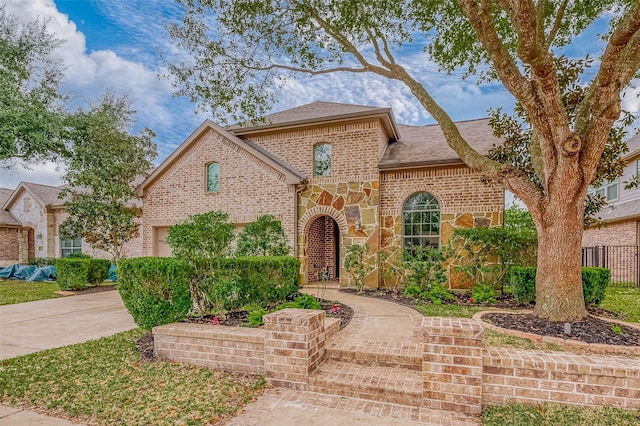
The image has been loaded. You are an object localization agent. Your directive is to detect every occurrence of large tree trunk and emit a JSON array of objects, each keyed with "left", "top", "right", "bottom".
[{"left": 533, "top": 205, "right": 587, "bottom": 321}]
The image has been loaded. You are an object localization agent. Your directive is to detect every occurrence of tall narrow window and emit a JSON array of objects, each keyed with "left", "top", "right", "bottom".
[
  {"left": 207, "top": 162, "right": 219, "bottom": 192},
  {"left": 61, "top": 237, "right": 82, "bottom": 257},
  {"left": 402, "top": 192, "right": 440, "bottom": 248},
  {"left": 314, "top": 143, "right": 331, "bottom": 176}
]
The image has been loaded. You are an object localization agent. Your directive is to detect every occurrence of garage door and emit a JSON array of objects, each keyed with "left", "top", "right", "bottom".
[{"left": 154, "top": 227, "right": 172, "bottom": 257}]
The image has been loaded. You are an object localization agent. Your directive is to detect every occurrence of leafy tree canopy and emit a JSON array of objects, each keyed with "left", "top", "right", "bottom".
[
  {"left": 236, "top": 214, "right": 291, "bottom": 256},
  {"left": 167, "top": 0, "right": 640, "bottom": 321},
  {"left": 0, "top": 6, "right": 69, "bottom": 165},
  {"left": 59, "top": 94, "right": 157, "bottom": 263}
]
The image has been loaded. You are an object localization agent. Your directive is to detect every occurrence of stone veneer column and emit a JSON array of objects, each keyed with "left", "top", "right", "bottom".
[
  {"left": 263, "top": 308, "right": 326, "bottom": 390},
  {"left": 422, "top": 317, "right": 484, "bottom": 415}
]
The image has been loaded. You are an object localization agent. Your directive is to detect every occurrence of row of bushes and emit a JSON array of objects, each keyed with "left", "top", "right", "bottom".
[
  {"left": 510, "top": 266, "right": 611, "bottom": 306},
  {"left": 56, "top": 258, "right": 111, "bottom": 291},
  {"left": 117, "top": 256, "right": 300, "bottom": 330}
]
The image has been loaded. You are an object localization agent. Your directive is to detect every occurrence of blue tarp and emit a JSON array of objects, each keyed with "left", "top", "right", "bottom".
[
  {"left": 108, "top": 264, "right": 117, "bottom": 282},
  {"left": 0, "top": 264, "right": 56, "bottom": 282}
]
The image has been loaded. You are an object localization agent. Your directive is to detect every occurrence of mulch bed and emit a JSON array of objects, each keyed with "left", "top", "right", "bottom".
[
  {"left": 483, "top": 313, "right": 640, "bottom": 346},
  {"left": 184, "top": 298, "right": 354, "bottom": 330},
  {"left": 73, "top": 284, "right": 117, "bottom": 295},
  {"left": 339, "top": 288, "right": 637, "bottom": 347}
]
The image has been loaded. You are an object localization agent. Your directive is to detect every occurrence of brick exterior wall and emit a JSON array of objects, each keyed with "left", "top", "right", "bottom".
[
  {"left": 0, "top": 227, "right": 20, "bottom": 265},
  {"left": 244, "top": 119, "right": 383, "bottom": 178},
  {"left": 307, "top": 216, "right": 337, "bottom": 281},
  {"left": 142, "top": 129, "right": 297, "bottom": 255},
  {"left": 582, "top": 219, "right": 638, "bottom": 246}
]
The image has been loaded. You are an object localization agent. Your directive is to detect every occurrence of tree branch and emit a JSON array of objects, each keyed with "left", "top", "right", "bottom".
[
  {"left": 243, "top": 63, "right": 369, "bottom": 75},
  {"left": 544, "top": 0, "right": 568, "bottom": 50}
]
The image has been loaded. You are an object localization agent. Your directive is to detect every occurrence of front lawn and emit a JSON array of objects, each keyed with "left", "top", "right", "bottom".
[
  {"left": 0, "top": 280, "right": 60, "bottom": 305},
  {"left": 483, "top": 403, "right": 640, "bottom": 426},
  {"left": 0, "top": 329, "right": 265, "bottom": 425},
  {"left": 601, "top": 286, "right": 640, "bottom": 322}
]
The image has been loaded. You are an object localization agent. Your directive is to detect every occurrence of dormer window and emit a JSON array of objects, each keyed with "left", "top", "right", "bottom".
[
  {"left": 206, "top": 162, "right": 219, "bottom": 192},
  {"left": 314, "top": 143, "right": 331, "bottom": 176}
]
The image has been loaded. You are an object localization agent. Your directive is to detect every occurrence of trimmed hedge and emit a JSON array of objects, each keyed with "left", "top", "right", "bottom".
[
  {"left": 56, "top": 258, "right": 110, "bottom": 291},
  {"left": 206, "top": 256, "right": 300, "bottom": 310},
  {"left": 510, "top": 266, "right": 610, "bottom": 306},
  {"left": 118, "top": 256, "right": 300, "bottom": 329},
  {"left": 118, "top": 258, "right": 192, "bottom": 330}
]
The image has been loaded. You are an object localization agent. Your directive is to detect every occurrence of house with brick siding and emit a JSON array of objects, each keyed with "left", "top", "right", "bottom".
[
  {"left": 0, "top": 182, "right": 142, "bottom": 265},
  {"left": 582, "top": 133, "right": 640, "bottom": 284},
  {"left": 137, "top": 101, "right": 505, "bottom": 288}
]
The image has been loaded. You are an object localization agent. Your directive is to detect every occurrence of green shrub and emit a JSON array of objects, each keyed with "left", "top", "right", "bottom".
[
  {"left": 403, "top": 282, "right": 454, "bottom": 304},
  {"left": 581, "top": 267, "right": 610, "bottom": 306},
  {"left": 510, "top": 266, "right": 611, "bottom": 306},
  {"left": 65, "top": 252, "right": 91, "bottom": 259},
  {"left": 204, "top": 256, "right": 300, "bottom": 311},
  {"left": 510, "top": 266, "right": 537, "bottom": 305},
  {"left": 117, "top": 257, "right": 192, "bottom": 330},
  {"left": 236, "top": 214, "right": 290, "bottom": 256},
  {"left": 247, "top": 306, "right": 268, "bottom": 327},
  {"left": 294, "top": 294, "right": 321, "bottom": 310},
  {"left": 56, "top": 258, "right": 110, "bottom": 290},
  {"left": 28, "top": 257, "right": 57, "bottom": 266},
  {"left": 471, "top": 283, "right": 497, "bottom": 304}
]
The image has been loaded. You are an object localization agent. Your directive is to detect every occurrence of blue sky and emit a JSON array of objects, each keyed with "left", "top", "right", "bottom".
[{"left": 0, "top": 0, "right": 638, "bottom": 190}]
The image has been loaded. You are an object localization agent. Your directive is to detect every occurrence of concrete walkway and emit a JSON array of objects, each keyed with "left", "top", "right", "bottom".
[{"left": 0, "top": 289, "right": 136, "bottom": 359}]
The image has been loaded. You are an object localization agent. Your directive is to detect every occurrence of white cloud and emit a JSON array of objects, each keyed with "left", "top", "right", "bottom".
[{"left": 0, "top": 161, "right": 66, "bottom": 190}]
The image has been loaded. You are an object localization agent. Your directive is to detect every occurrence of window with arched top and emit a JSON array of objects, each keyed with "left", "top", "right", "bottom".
[
  {"left": 313, "top": 143, "right": 331, "bottom": 176},
  {"left": 402, "top": 192, "right": 440, "bottom": 248},
  {"left": 206, "top": 162, "right": 219, "bottom": 192}
]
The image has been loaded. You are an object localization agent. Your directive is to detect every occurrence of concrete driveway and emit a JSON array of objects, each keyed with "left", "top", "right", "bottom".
[{"left": 0, "top": 290, "right": 136, "bottom": 359}]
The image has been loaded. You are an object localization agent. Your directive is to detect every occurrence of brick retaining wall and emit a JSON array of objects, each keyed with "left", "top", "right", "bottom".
[{"left": 154, "top": 313, "right": 640, "bottom": 412}]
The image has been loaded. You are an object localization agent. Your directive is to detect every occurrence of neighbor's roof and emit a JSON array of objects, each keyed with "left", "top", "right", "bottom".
[
  {"left": 0, "top": 188, "right": 20, "bottom": 226},
  {"left": 595, "top": 197, "right": 640, "bottom": 223},
  {"left": 2, "top": 182, "right": 68, "bottom": 211},
  {"left": 229, "top": 101, "right": 400, "bottom": 141},
  {"left": 624, "top": 132, "right": 640, "bottom": 161},
  {"left": 137, "top": 119, "right": 306, "bottom": 195},
  {"left": 379, "top": 118, "right": 502, "bottom": 169}
]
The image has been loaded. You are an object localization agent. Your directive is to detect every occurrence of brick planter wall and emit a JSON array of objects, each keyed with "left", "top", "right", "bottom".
[
  {"left": 421, "top": 317, "right": 640, "bottom": 413},
  {"left": 263, "top": 309, "right": 326, "bottom": 390},
  {"left": 153, "top": 323, "right": 265, "bottom": 374}
]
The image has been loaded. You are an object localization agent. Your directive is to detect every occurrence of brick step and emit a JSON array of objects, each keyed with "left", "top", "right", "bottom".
[
  {"left": 325, "top": 339, "right": 421, "bottom": 370},
  {"left": 309, "top": 360, "right": 423, "bottom": 407}
]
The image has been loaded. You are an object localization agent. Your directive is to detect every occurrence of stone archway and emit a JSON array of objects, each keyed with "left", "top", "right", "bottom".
[
  {"left": 18, "top": 226, "right": 35, "bottom": 263},
  {"left": 298, "top": 205, "right": 348, "bottom": 285}
]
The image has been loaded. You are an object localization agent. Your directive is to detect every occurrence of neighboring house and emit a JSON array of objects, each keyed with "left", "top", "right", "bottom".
[
  {"left": 137, "top": 101, "right": 505, "bottom": 288},
  {"left": 582, "top": 133, "right": 640, "bottom": 285},
  {"left": 582, "top": 133, "right": 640, "bottom": 247},
  {"left": 0, "top": 182, "right": 142, "bottom": 265}
]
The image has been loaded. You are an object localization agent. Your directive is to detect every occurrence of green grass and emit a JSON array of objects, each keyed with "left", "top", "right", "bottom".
[
  {"left": 601, "top": 286, "right": 640, "bottom": 322},
  {"left": 483, "top": 403, "right": 640, "bottom": 425},
  {"left": 0, "top": 280, "right": 61, "bottom": 305},
  {"left": 0, "top": 329, "right": 265, "bottom": 425},
  {"left": 413, "top": 302, "right": 489, "bottom": 318}
]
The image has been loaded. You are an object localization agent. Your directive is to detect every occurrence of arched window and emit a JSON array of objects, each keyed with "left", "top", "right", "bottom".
[
  {"left": 313, "top": 143, "right": 331, "bottom": 176},
  {"left": 206, "top": 162, "right": 219, "bottom": 192},
  {"left": 403, "top": 192, "right": 440, "bottom": 248}
]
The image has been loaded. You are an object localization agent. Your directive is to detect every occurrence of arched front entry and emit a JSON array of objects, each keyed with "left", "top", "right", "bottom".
[{"left": 306, "top": 215, "right": 340, "bottom": 283}]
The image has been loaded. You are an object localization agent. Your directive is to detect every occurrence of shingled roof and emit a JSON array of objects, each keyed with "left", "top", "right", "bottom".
[
  {"left": 230, "top": 101, "right": 399, "bottom": 140},
  {"left": 0, "top": 188, "right": 20, "bottom": 226},
  {"left": 380, "top": 118, "right": 502, "bottom": 169},
  {"left": 2, "top": 182, "right": 68, "bottom": 211}
]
